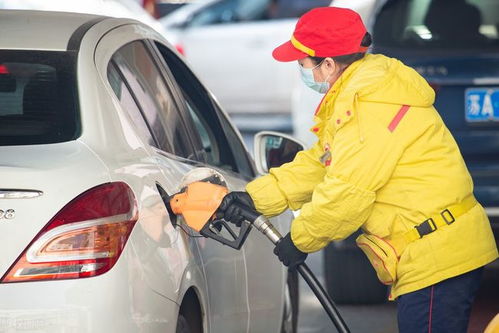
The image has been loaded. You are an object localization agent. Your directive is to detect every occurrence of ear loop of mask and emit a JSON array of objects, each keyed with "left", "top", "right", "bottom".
[{"left": 300, "top": 59, "right": 332, "bottom": 94}]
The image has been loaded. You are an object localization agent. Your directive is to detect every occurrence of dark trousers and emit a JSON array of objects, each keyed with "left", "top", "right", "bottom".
[{"left": 397, "top": 267, "right": 483, "bottom": 333}]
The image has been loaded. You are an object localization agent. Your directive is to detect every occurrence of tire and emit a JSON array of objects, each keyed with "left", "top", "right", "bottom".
[
  {"left": 281, "top": 269, "right": 299, "bottom": 333},
  {"left": 176, "top": 314, "right": 192, "bottom": 333},
  {"left": 324, "top": 233, "right": 388, "bottom": 304}
]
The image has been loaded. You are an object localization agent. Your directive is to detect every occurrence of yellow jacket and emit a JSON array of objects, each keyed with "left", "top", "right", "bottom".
[{"left": 246, "top": 54, "right": 498, "bottom": 298}]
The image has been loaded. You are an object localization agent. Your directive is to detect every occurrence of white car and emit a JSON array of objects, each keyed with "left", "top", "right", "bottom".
[
  {"left": 0, "top": 10, "right": 300, "bottom": 333},
  {"left": 161, "top": 0, "right": 332, "bottom": 134}
]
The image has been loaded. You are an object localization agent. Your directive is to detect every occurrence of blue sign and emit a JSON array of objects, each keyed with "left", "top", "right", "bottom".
[{"left": 465, "top": 88, "right": 499, "bottom": 122}]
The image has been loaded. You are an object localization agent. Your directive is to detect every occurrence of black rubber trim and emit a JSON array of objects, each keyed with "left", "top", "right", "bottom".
[{"left": 67, "top": 16, "right": 106, "bottom": 51}]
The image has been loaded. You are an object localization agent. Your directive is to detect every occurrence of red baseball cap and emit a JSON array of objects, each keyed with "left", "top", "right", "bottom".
[{"left": 272, "top": 7, "right": 368, "bottom": 62}]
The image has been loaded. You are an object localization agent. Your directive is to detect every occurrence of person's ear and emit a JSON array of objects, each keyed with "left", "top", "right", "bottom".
[{"left": 323, "top": 58, "right": 337, "bottom": 74}]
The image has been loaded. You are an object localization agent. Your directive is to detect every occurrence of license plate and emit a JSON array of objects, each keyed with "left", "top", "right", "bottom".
[{"left": 465, "top": 87, "right": 499, "bottom": 122}]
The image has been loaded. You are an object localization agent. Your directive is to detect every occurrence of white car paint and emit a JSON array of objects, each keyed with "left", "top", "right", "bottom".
[{"left": 0, "top": 10, "right": 292, "bottom": 333}]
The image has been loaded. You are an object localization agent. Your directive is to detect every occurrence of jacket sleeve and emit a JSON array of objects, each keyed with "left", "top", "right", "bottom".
[
  {"left": 291, "top": 105, "right": 405, "bottom": 253},
  {"left": 246, "top": 140, "right": 326, "bottom": 217}
]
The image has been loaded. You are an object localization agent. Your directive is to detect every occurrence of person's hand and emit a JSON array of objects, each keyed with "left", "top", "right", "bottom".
[
  {"left": 217, "top": 191, "right": 255, "bottom": 226},
  {"left": 274, "top": 233, "right": 308, "bottom": 270}
]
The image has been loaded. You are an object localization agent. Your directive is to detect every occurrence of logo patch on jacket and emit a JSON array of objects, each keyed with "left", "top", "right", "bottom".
[{"left": 320, "top": 143, "right": 332, "bottom": 166}]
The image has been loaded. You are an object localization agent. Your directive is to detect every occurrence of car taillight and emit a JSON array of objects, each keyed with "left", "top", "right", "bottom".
[
  {"left": 0, "top": 182, "right": 138, "bottom": 283},
  {"left": 0, "top": 64, "right": 8, "bottom": 74}
]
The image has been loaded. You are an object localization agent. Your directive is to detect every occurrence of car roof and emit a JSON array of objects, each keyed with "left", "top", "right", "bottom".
[{"left": 0, "top": 10, "right": 106, "bottom": 51}]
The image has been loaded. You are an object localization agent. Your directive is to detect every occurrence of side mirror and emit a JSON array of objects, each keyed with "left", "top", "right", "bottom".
[{"left": 253, "top": 131, "right": 306, "bottom": 174}]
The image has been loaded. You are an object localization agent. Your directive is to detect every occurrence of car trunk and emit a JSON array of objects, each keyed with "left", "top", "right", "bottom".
[{"left": 0, "top": 141, "right": 110, "bottom": 278}]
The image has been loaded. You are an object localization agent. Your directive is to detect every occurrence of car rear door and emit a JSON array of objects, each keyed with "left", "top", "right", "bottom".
[
  {"left": 151, "top": 40, "right": 293, "bottom": 333},
  {"left": 140, "top": 38, "right": 255, "bottom": 332},
  {"left": 94, "top": 24, "right": 250, "bottom": 332}
]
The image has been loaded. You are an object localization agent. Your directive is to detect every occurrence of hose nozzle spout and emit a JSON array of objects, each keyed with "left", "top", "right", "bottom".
[{"left": 251, "top": 215, "right": 283, "bottom": 245}]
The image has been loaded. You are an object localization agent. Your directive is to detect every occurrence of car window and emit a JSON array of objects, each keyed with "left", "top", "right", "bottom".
[
  {"left": 0, "top": 50, "right": 78, "bottom": 146},
  {"left": 373, "top": 0, "right": 499, "bottom": 50},
  {"left": 184, "top": 98, "right": 221, "bottom": 166},
  {"left": 153, "top": 42, "right": 255, "bottom": 178},
  {"left": 110, "top": 41, "right": 195, "bottom": 159},
  {"left": 188, "top": 0, "right": 331, "bottom": 27},
  {"left": 107, "top": 62, "right": 156, "bottom": 147}
]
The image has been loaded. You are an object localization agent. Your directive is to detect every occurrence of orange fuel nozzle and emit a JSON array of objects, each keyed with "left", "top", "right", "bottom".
[{"left": 170, "top": 181, "right": 229, "bottom": 232}]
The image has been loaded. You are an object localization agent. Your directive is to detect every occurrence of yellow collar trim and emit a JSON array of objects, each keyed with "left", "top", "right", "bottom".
[{"left": 291, "top": 35, "right": 315, "bottom": 57}]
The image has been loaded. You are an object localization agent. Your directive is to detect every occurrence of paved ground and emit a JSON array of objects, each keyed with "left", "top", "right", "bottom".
[{"left": 297, "top": 251, "right": 498, "bottom": 333}]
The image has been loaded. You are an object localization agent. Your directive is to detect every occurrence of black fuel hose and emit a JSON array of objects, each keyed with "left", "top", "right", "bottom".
[
  {"left": 237, "top": 205, "right": 351, "bottom": 333},
  {"left": 297, "top": 263, "right": 350, "bottom": 333}
]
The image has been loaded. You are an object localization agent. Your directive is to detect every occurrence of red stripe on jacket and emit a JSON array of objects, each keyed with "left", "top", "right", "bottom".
[{"left": 388, "top": 105, "right": 410, "bottom": 132}]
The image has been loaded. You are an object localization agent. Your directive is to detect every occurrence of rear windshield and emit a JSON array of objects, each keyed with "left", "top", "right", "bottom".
[
  {"left": 0, "top": 51, "right": 79, "bottom": 146},
  {"left": 373, "top": 0, "right": 499, "bottom": 51}
]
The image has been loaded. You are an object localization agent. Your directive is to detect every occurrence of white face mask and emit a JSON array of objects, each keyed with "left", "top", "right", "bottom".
[{"left": 299, "top": 61, "right": 331, "bottom": 94}]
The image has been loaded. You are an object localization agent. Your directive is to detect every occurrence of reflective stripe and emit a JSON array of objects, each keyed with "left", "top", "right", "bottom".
[
  {"left": 428, "top": 286, "right": 434, "bottom": 333},
  {"left": 291, "top": 35, "right": 315, "bottom": 57},
  {"left": 388, "top": 105, "right": 410, "bottom": 132}
]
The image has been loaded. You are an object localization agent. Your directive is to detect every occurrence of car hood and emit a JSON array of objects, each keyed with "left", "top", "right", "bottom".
[{"left": 0, "top": 140, "right": 110, "bottom": 279}]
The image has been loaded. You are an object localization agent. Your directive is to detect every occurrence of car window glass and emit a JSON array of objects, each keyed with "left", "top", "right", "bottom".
[
  {"left": 111, "top": 41, "right": 195, "bottom": 158},
  {"left": 0, "top": 51, "right": 78, "bottom": 146},
  {"left": 373, "top": 0, "right": 499, "bottom": 50},
  {"left": 185, "top": 99, "right": 220, "bottom": 166},
  {"left": 154, "top": 42, "right": 254, "bottom": 178},
  {"left": 107, "top": 61, "right": 156, "bottom": 147},
  {"left": 216, "top": 108, "right": 255, "bottom": 178}
]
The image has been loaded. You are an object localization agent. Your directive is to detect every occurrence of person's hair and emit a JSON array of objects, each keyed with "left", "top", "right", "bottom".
[{"left": 310, "top": 32, "right": 372, "bottom": 66}]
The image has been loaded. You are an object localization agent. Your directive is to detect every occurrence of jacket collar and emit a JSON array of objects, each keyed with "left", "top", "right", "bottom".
[{"left": 314, "top": 56, "right": 366, "bottom": 120}]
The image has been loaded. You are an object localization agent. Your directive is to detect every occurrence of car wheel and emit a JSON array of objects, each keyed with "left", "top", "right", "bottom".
[
  {"left": 281, "top": 269, "right": 299, "bottom": 333},
  {"left": 176, "top": 314, "right": 192, "bottom": 333},
  {"left": 324, "top": 233, "right": 388, "bottom": 304}
]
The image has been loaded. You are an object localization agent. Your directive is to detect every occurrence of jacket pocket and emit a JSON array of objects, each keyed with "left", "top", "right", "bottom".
[{"left": 356, "top": 233, "right": 398, "bottom": 285}]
